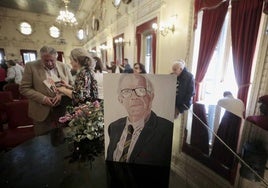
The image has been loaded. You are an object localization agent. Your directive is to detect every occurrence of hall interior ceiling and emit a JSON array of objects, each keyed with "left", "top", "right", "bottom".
[{"left": 0, "top": 0, "right": 98, "bottom": 25}]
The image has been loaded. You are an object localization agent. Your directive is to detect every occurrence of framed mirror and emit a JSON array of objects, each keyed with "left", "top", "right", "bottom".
[
  {"left": 182, "top": 94, "right": 268, "bottom": 186},
  {"left": 182, "top": 101, "right": 244, "bottom": 184}
]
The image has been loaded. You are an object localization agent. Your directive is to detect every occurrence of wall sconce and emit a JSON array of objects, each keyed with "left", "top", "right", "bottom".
[
  {"left": 152, "top": 15, "right": 177, "bottom": 37},
  {"left": 99, "top": 44, "right": 108, "bottom": 50},
  {"left": 114, "top": 37, "right": 131, "bottom": 46},
  {"left": 89, "top": 49, "right": 96, "bottom": 53}
]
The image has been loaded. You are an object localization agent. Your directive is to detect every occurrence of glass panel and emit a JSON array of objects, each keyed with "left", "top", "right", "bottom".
[
  {"left": 23, "top": 53, "right": 36, "bottom": 63},
  {"left": 144, "top": 34, "right": 153, "bottom": 73},
  {"left": 20, "top": 50, "right": 37, "bottom": 64},
  {"left": 113, "top": 35, "right": 124, "bottom": 72},
  {"left": 182, "top": 100, "right": 245, "bottom": 183}
]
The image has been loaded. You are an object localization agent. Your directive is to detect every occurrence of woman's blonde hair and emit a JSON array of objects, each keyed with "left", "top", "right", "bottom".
[{"left": 70, "top": 48, "right": 95, "bottom": 69}]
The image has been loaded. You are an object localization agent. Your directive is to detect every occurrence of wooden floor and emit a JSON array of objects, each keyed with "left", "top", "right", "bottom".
[{"left": 169, "top": 170, "right": 191, "bottom": 188}]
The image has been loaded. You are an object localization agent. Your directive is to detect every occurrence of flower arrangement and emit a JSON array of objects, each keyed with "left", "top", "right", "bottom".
[{"left": 59, "top": 100, "right": 104, "bottom": 163}]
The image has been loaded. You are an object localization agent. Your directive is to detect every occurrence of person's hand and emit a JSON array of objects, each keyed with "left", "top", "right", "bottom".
[
  {"left": 51, "top": 94, "right": 62, "bottom": 106},
  {"left": 43, "top": 94, "right": 62, "bottom": 107},
  {"left": 59, "top": 80, "right": 71, "bottom": 87},
  {"left": 43, "top": 96, "right": 55, "bottom": 107},
  {"left": 57, "top": 86, "right": 66, "bottom": 94}
]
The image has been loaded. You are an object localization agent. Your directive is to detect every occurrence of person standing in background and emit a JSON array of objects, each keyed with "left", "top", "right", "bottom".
[
  {"left": 106, "top": 61, "right": 116, "bottom": 73},
  {"left": 172, "top": 59, "right": 195, "bottom": 117},
  {"left": 5, "top": 59, "right": 24, "bottom": 84},
  {"left": 210, "top": 91, "right": 245, "bottom": 168},
  {"left": 133, "top": 63, "right": 146, "bottom": 74},
  {"left": 20, "top": 46, "right": 74, "bottom": 136},
  {"left": 93, "top": 56, "right": 106, "bottom": 100},
  {"left": 119, "top": 58, "right": 133, "bottom": 73}
]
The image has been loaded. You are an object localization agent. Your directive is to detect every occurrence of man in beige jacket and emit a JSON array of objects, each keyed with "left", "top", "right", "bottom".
[{"left": 20, "top": 46, "right": 74, "bottom": 135}]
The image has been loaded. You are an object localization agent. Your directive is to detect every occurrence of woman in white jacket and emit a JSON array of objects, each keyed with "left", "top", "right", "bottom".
[{"left": 5, "top": 60, "right": 24, "bottom": 84}]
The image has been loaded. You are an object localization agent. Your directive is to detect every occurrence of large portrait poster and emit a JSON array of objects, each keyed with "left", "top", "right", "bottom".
[{"left": 104, "top": 74, "right": 176, "bottom": 167}]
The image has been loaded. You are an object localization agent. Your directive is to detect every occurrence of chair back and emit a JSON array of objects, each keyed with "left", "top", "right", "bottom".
[
  {"left": 0, "top": 91, "right": 13, "bottom": 104},
  {"left": 0, "top": 91, "right": 13, "bottom": 126},
  {"left": 5, "top": 100, "right": 33, "bottom": 129},
  {"left": 190, "top": 102, "right": 209, "bottom": 155},
  {"left": 3, "top": 83, "right": 24, "bottom": 100}
]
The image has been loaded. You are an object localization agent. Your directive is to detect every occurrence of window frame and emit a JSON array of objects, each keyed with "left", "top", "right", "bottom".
[{"left": 20, "top": 49, "right": 37, "bottom": 64}]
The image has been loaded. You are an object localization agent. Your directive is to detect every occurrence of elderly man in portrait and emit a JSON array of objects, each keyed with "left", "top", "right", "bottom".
[{"left": 106, "top": 74, "right": 174, "bottom": 167}]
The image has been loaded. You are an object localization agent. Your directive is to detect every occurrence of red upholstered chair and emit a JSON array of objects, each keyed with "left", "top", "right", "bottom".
[
  {"left": 190, "top": 102, "right": 209, "bottom": 155},
  {"left": 0, "top": 100, "right": 35, "bottom": 150},
  {"left": 0, "top": 91, "right": 13, "bottom": 131},
  {"left": 3, "top": 83, "right": 25, "bottom": 100},
  {"left": 246, "top": 95, "right": 268, "bottom": 131}
]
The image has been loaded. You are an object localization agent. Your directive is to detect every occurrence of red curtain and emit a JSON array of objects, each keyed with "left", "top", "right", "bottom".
[
  {"left": 194, "top": 0, "right": 226, "bottom": 29},
  {"left": 136, "top": 17, "right": 157, "bottom": 73},
  {"left": 231, "top": 0, "right": 263, "bottom": 106},
  {"left": 194, "top": 1, "right": 229, "bottom": 102}
]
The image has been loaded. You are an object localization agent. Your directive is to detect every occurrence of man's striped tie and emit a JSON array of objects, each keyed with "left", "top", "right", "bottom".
[{"left": 120, "top": 124, "right": 134, "bottom": 162}]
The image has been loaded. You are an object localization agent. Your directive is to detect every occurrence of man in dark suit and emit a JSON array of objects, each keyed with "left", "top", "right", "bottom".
[
  {"left": 172, "top": 59, "right": 195, "bottom": 117},
  {"left": 106, "top": 74, "right": 173, "bottom": 167}
]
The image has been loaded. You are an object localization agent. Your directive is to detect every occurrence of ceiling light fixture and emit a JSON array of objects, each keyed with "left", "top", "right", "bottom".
[{"left": 56, "top": 0, "right": 78, "bottom": 26}]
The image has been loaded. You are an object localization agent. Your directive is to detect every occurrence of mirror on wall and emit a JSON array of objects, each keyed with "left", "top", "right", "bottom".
[
  {"left": 181, "top": 102, "right": 267, "bottom": 184},
  {"left": 113, "top": 36, "right": 124, "bottom": 67},
  {"left": 100, "top": 42, "right": 108, "bottom": 70}
]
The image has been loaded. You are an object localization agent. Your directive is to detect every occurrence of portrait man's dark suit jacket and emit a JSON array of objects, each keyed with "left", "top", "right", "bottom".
[{"left": 107, "top": 111, "right": 173, "bottom": 167}]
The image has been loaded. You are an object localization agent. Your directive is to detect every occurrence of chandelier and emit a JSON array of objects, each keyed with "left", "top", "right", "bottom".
[{"left": 56, "top": 0, "right": 78, "bottom": 26}]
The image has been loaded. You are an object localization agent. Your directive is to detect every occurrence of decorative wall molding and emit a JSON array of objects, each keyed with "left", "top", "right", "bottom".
[{"left": 135, "top": 0, "right": 163, "bottom": 20}]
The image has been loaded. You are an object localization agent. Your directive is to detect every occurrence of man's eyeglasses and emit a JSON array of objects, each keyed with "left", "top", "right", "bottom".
[
  {"left": 120, "top": 88, "right": 147, "bottom": 98},
  {"left": 134, "top": 66, "right": 140, "bottom": 69}
]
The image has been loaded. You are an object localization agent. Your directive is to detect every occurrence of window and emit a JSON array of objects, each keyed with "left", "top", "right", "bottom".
[
  {"left": 136, "top": 17, "right": 157, "bottom": 73},
  {"left": 20, "top": 50, "right": 37, "bottom": 64},
  {"left": 19, "top": 22, "right": 32, "bottom": 35},
  {"left": 113, "top": 34, "right": 124, "bottom": 69},
  {"left": 193, "top": 10, "right": 237, "bottom": 105},
  {"left": 49, "top": 26, "right": 60, "bottom": 38},
  {"left": 192, "top": 9, "right": 240, "bottom": 147},
  {"left": 100, "top": 42, "right": 108, "bottom": 68},
  {"left": 144, "top": 34, "right": 153, "bottom": 74},
  {"left": 77, "top": 29, "right": 84, "bottom": 40},
  {"left": 0, "top": 48, "right": 5, "bottom": 63}
]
